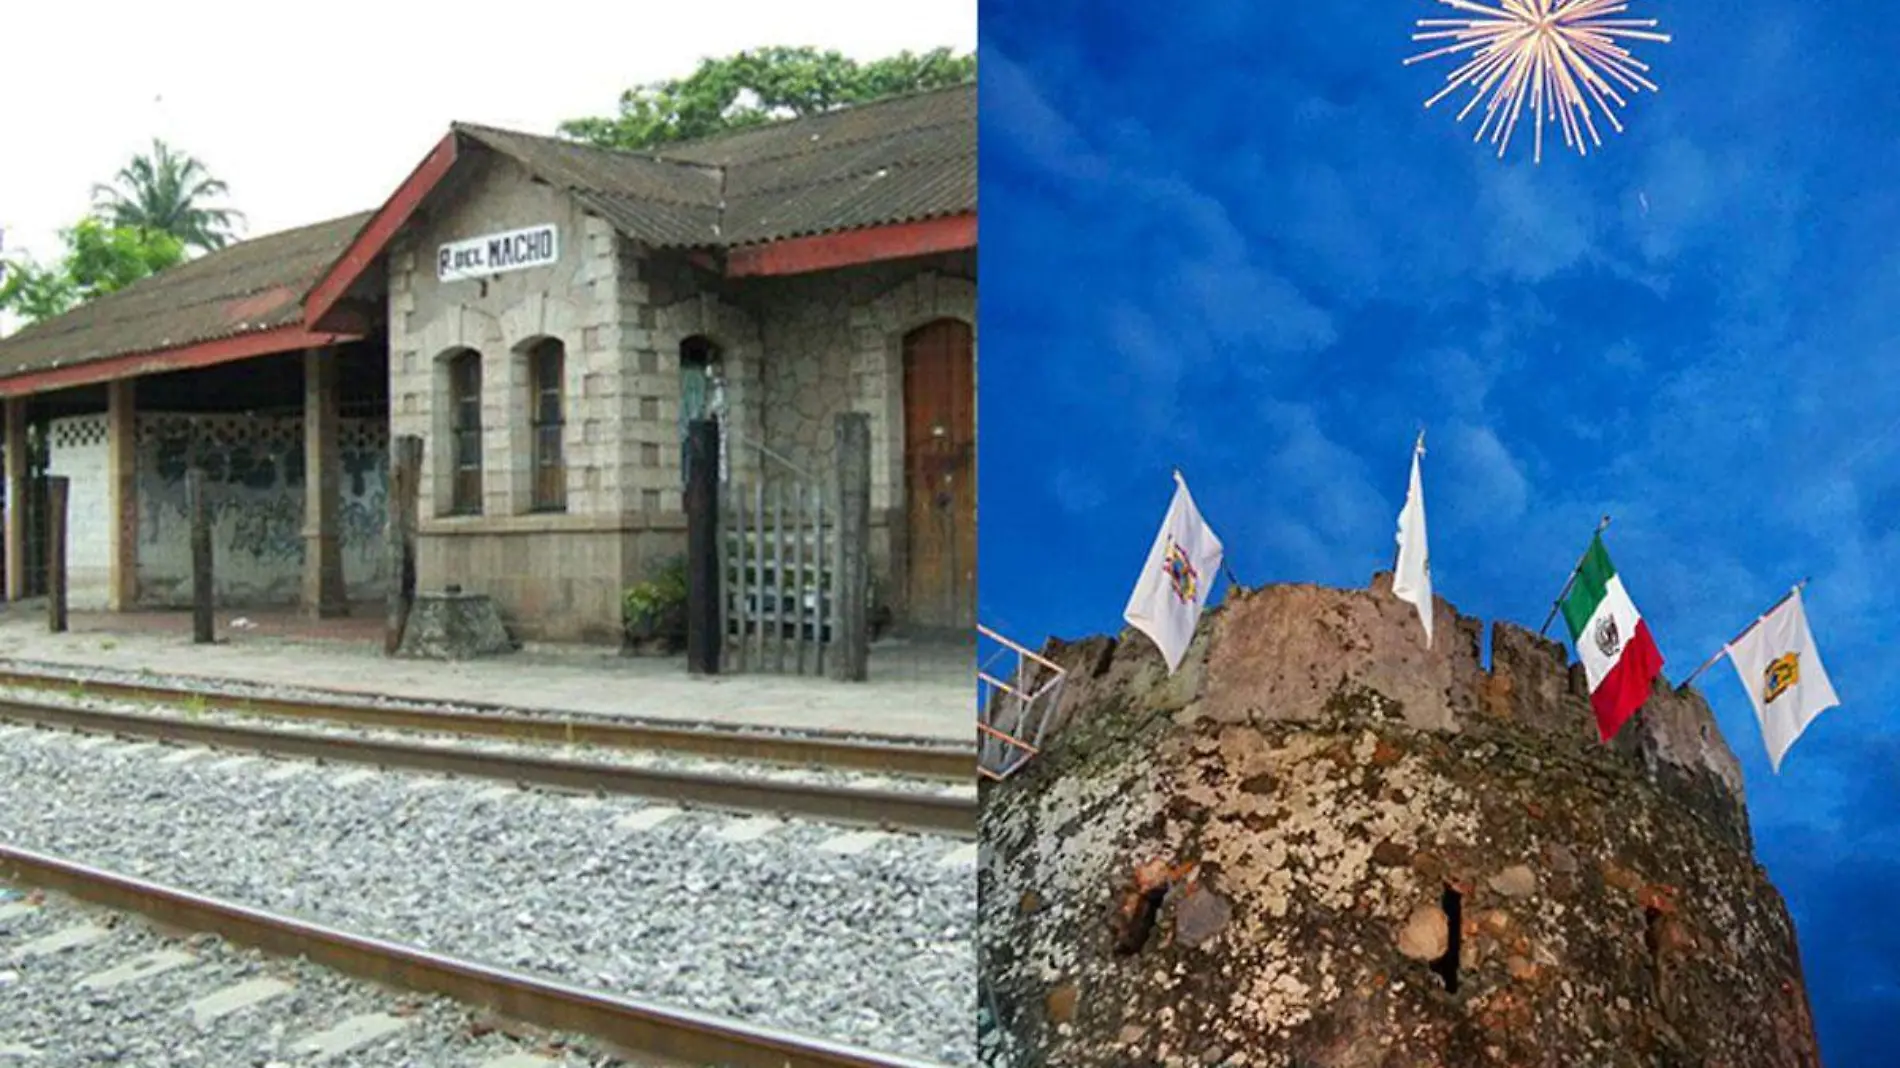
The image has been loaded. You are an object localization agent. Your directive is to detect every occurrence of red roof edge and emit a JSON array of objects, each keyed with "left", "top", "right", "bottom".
[
  {"left": 304, "top": 132, "right": 461, "bottom": 332},
  {"left": 0, "top": 323, "right": 360, "bottom": 399},
  {"left": 725, "top": 212, "right": 976, "bottom": 278}
]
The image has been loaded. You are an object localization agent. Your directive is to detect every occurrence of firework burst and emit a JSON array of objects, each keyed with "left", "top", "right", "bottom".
[{"left": 1405, "top": 0, "right": 1671, "bottom": 164}]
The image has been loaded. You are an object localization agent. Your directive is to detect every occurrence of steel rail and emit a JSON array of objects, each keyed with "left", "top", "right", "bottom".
[
  {"left": 0, "top": 667, "right": 973, "bottom": 780},
  {"left": 0, "top": 698, "right": 975, "bottom": 838},
  {"left": 0, "top": 844, "right": 951, "bottom": 1068}
]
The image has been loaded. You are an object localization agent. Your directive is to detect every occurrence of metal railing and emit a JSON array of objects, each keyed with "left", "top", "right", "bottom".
[{"left": 977, "top": 625, "right": 1067, "bottom": 781}]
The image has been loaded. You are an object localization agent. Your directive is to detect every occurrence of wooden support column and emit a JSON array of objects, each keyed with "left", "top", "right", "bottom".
[
  {"left": 384, "top": 435, "right": 423, "bottom": 656},
  {"left": 302, "top": 348, "right": 347, "bottom": 617},
  {"left": 106, "top": 380, "right": 138, "bottom": 611},
  {"left": 3, "top": 397, "right": 23, "bottom": 602}
]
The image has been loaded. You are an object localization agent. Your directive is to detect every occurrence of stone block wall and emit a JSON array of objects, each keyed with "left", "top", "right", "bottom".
[
  {"left": 726, "top": 255, "right": 977, "bottom": 623},
  {"left": 45, "top": 416, "right": 112, "bottom": 610},
  {"left": 381, "top": 149, "right": 974, "bottom": 640},
  {"left": 133, "top": 412, "right": 388, "bottom": 607},
  {"left": 388, "top": 153, "right": 641, "bottom": 521},
  {"left": 387, "top": 148, "right": 695, "bottom": 641},
  {"left": 738, "top": 256, "right": 976, "bottom": 517},
  {"left": 415, "top": 514, "right": 683, "bottom": 644}
]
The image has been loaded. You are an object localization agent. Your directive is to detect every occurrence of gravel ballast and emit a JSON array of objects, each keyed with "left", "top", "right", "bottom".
[
  {"left": 0, "top": 882, "right": 611, "bottom": 1066},
  {"left": 0, "top": 726, "right": 976, "bottom": 1065}
]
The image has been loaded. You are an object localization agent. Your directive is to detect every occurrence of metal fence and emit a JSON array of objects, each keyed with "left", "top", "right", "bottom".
[{"left": 721, "top": 475, "right": 835, "bottom": 676}]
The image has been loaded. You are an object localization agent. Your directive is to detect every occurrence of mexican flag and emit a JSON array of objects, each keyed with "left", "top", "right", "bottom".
[{"left": 1558, "top": 534, "right": 1664, "bottom": 741}]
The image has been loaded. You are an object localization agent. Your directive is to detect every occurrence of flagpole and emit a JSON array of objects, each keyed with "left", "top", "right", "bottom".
[
  {"left": 1679, "top": 578, "right": 1812, "bottom": 690},
  {"left": 1537, "top": 515, "right": 1613, "bottom": 637}
]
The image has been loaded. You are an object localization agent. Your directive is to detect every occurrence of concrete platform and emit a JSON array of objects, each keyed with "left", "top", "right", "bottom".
[{"left": 0, "top": 604, "right": 973, "bottom": 745}]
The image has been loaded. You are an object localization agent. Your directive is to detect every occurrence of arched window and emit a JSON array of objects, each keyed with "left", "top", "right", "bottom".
[
  {"left": 446, "top": 349, "right": 482, "bottom": 515},
  {"left": 526, "top": 338, "right": 566, "bottom": 512},
  {"left": 679, "top": 336, "right": 720, "bottom": 485}
]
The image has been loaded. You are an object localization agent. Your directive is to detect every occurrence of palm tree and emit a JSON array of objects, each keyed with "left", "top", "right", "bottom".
[{"left": 91, "top": 139, "right": 245, "bottom": 253}]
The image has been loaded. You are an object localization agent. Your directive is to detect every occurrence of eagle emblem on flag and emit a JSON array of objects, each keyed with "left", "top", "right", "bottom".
[
  {"left": 1162, "top": 537, "right": 1200, "bottom": 604},
  {"left": 1763, "top": 652, "right": 1800, "bottom": 705},
  {"left": 1593, "top": 615, "right": 1622, "bottom": 659}
]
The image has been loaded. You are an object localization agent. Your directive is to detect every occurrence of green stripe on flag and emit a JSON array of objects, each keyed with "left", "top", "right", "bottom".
[{"left": 1560, "top": 535, "right": 1616, "bottom": 642}]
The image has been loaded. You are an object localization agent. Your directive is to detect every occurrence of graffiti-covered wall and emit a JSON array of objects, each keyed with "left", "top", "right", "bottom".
[{"left": 132, "top": 412, "right": 388, "bottom": 607}]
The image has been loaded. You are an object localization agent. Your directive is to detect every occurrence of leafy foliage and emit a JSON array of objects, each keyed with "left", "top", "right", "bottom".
[
  {"left": 622, "top": 555, "right": 690, "bottom": 623},
  {"left": 0, "top": 219, "right": 184, "bottom": 327},
  {"left": 92, "top": 138, "right": 245, "bottom": 252},
  {"left": 560, "top": 46, "right": 975, "bottom": 151}
]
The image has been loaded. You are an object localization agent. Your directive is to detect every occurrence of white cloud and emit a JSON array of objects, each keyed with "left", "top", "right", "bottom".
[
  {"left": 1446, "top": 421, "right": 1531, "bottom": 523},
  {"left": 0, "top": 0, "right": 976, "bottom": 264}
]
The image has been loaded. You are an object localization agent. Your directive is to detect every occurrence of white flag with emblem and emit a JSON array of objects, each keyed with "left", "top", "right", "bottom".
[
  {"left": 1124, "top": 471, "right": 1224, "bottom": 675},
  {"left": 1726, "top": 587, "right": 1839, "bottom": 774},
  {"left": 1392, "top": 433, "right": 1433, "bottom": 647}
]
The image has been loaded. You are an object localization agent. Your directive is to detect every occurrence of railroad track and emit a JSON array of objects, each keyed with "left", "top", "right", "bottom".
[
  {"left": 0, "top": 693, "right": 976, "bottom": 838},
  {"left": 0, "top": 845, "right": 952, "bottom": 1068},
  {"left": 0, "top": 666, "right": 973, "bottom": 780}
]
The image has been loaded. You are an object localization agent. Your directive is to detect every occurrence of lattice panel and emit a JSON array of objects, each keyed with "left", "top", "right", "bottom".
[
  {"left": 341, "top": 418, "right": 388, "bottom": 455},
  {"left": 135, "top": 413, "right": 388, "bottom": 457},
  {"left": 51, "top": 417, "right": 108, "bottom": 450},
  {"left": 137, "top": 413, "right": 294, "bottom": 454}
]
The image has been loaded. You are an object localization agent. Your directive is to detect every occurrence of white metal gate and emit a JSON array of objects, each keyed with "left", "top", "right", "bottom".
[{"left": 721, "top": 475, "right": 836, "bottom": 676}]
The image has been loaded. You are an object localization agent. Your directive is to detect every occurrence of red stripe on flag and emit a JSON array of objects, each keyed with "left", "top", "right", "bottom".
[{"left": 1591, "top": 619, "right": 1665, "bottom": 742}]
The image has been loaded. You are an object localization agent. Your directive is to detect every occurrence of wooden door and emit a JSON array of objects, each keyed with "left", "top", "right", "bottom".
[{"left": 903, "top": 319, "right": 976, "bottom": 630}]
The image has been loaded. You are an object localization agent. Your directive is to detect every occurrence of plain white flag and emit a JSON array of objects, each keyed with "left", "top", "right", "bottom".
[
  {"left": 1392, "top": 436, "right": 1433, "bottom": 647},
  {"left": 1125, "top": 471, "right": 1224, "bottom": 675},
  {"left": 1726, "top": 587, "right": 1839, "bottom": 774}
]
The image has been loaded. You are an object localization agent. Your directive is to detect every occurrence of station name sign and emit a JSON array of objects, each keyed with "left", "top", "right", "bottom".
[{"left": 437, "top": 224, "right": 559, "bottom": 282}]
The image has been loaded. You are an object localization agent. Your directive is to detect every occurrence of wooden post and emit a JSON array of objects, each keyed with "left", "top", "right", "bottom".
[
  {"left": 832, "top": 413, "right": 871, "bottom": 682},
  {"left": 4, "top": 397, "right": 26, "bottom": 603},
  {"left": 187, "top": 468, "right": 214, "bottom": 644},
  {"left": 44, "top": 476, "right": 67, "bottom": 634},
  {"left": 106, "top": 380, "right": 138, "bottom": 612},
  {"left": 684, "top": 418, "right": 721, "bottom": 676},
  {"left": 385, "top": 435, "right": 423, "bottom": 656}
]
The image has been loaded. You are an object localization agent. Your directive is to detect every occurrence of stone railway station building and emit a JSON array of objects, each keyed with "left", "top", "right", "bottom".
[{"left": 0, "top": 86, "right": 976, "bottom": 646}]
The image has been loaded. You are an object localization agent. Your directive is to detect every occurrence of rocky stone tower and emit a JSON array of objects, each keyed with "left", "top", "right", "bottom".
[{"left": 979, "top": 577, "right": 1822, "bottom": 1068}]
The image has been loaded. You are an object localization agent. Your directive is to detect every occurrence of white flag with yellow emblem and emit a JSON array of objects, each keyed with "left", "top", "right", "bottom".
[
  {"left": 1726, "top": 587, "right": 1839, "bottom": 773},
  {"left": 1124, "top": 471, "right": 1224, "bottom": 675}
]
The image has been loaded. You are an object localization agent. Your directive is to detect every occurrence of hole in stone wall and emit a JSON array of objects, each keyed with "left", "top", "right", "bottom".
[
  {"left": 1114, "top": 885, "right": 1169, "bottom": 956},
  {"left": 1430, "top": 885, "right": 1463, "bottom": 993}
]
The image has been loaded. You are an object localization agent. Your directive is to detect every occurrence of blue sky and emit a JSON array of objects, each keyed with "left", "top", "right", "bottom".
[{"left": 978, "top": 2, "right": 1900, "bottom": 1060}]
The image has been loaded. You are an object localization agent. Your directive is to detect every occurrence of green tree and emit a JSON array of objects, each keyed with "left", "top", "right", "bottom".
[
  {"left": 0, "top": 220, "right": 185, "bottom": 328},
  {"left": 91, "top": 138, "right": 245, "bottom": 252},
  {"left": 560, "top": 46, "right": 976, "bottom": 152}
]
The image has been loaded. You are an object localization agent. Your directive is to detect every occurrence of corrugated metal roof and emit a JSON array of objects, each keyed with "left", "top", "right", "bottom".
[
  {"left": 0, "top": 84, "right": 973, "bottom": 383},
  {"left": 0, "top": 211, "right": 373, "bottom": 380},
  {"left": 457, "top": 82, "right": 975, "bottom": 248}
]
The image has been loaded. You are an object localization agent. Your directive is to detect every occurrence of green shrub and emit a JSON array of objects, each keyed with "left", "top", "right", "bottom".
[{"left": 622, "top": 555, "right": 689, "bottom": 624}]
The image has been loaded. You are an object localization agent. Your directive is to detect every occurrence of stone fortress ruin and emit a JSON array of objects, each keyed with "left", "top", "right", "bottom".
[{"left": 979, "top": 576, "right": 1822, "bottom": 1067}]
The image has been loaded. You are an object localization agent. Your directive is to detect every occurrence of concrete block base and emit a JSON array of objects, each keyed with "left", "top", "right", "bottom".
[{"left": 396, "top": 588, "right": 519, "bottom": 660}]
